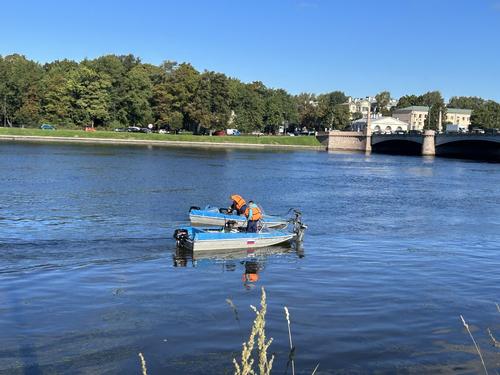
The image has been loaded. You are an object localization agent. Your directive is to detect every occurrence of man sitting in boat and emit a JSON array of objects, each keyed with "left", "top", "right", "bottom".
[
  {"left": 244, "top": 201, "right": 262, "bottom": 233},
  {"left": 229, "top": 194, "right": 248, "bottom": 215}
]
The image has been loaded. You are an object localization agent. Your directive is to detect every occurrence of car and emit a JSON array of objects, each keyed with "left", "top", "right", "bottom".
[
  {"left": 394, "top": 130, "right": 406, "bottom": 135},
  {"left": 471, "top": 128, "right": 485, "bottom": 134},
  {"left": 251, "top": 131, "right": 265, "bottom": 136},
  {"left": 127, "top": 126, "right": 141, "bottom": 132},
  {"left": 114, "top": 128, "right": 127, "bottom": 132},
  {"left": 139, "top": 128, "right": 152, "bottom": 133},
  {"left": 40, "top": 124, "right": 55, "bottom": 130},
  {"left": 158, "top": 129, "right": 169, "bottom": 134},
  {"left": 213, "top": 130, "right": 226, "bottom": 136}
]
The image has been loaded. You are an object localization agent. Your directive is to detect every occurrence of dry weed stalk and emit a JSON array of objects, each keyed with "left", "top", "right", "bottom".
[
  {"left": 233, "top": 287, "right": 274, "bottom": 375},
  {"left": 138, "top": 352, "right": 148, "bottom": 375},
  {"left": 284, "top": 306, "right": 295, "bottom": 375},
  {"left": 460, "top": 315, "right": 489, "bottom": 375}
]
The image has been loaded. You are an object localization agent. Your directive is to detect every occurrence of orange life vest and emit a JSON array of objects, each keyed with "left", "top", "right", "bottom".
[
  {"left": 230, "top": 194, "right": 246, "bottom": 210},
  {"left": 244, "top": 204, "right": 262, "bottom": 221}
]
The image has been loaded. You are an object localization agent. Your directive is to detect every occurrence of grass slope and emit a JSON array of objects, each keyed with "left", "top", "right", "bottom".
[{"left": 0, "top": 128, "right": 321, "bottom": 146}]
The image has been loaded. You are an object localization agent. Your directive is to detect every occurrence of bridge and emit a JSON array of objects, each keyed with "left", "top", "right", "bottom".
[{"left": 326, "top": 130, "right": 500, "bottom": 160}]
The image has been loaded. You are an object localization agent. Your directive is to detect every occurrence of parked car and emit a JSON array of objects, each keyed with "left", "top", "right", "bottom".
[
  {"left": 213, "top": 130, "right": 226, "bottom": 136},
  {"left": 394, "top": 130, "right": 406, "bottom": 135},
  {"left": 40, "top": 124, "right": 55, "bottom": 130},
  {"left": 158, "top": 129, "right": 169, "bottom": 134},
  {"left": 140, "top": 128, "right": 152, "bottom": 133},
  {"left": 251, "top": 131, "right": 265, "bottom": 136},
  {"left": 127, "top": 126, "right": 141, "bottom": 132},
  {"left": 471, "top": 128, "right": 485, "bottom": 134},
  {"left": 114, "top": 128, "right": 127, "bottom": 132}
]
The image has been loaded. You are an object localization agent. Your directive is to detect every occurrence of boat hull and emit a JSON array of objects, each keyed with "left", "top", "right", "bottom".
[
  {"left": 189, "top": 209, "right": 287, "bottom": 229},
  {"left": 191, "top": 233, "right": 295, "bottom": 251},
  {"left": 176, "top": 226, "right": 295, "bottom": 252}
]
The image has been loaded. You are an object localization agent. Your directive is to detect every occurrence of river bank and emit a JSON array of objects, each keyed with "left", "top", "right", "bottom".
[{"left": 0, "top": 128, "right": 326, "bottom": 150}]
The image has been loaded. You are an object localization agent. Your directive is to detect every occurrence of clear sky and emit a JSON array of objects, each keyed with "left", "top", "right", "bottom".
[{"left": 1, "top": 0, "right": 499, "bottom": 101}]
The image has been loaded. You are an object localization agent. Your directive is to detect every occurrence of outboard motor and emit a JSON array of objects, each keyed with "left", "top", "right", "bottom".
[
  {"left": 291, "top": 210, "right": 307, "bottom": 242},
  {"left": 189, "top": 206, "right": 201, "bottom": 212},
  {"left": 219, "top": 208, "right": 231, "bottom": 214},
  {"left": 173, "top": 228, "right": 189, "bottom": 247}
]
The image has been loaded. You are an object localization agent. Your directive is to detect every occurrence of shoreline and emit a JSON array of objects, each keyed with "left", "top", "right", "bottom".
[{"left": 0, "top": 134, "right": 326, "bottom": 151}]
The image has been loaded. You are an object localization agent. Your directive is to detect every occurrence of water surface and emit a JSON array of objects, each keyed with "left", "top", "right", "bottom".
[{"left": 1, "top": 142, "right": 499, "bottom": 374}]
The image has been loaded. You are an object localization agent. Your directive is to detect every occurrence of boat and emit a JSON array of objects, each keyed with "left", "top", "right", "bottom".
[
  {"left": 188, "top": 205, "right": 288, "bottom": 228},
  {"left": 174, "top": 211, "right": 307, "bottom": 252}
]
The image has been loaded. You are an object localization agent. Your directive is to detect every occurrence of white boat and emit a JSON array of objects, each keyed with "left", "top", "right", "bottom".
[
  {"left": 174, "top": 211, "right": 306, "bottom": 252},
  {"left": 189, "top": 205, "right": 287, "bottom": 229}
]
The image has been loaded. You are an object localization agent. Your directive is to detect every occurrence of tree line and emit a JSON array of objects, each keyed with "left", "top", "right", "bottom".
[{"left": 0, "top": 54, "right": 499, "bottom": 132}]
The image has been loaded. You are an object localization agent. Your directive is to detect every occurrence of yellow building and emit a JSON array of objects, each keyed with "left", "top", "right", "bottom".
[
  {"left": 392, "top": 106, "right": 429, "bottom": 131},
  {"left": 393, "top": 106, "right": 473, "bottom": 131},
  {"left": 446, "top": 108, "right": 472, "bottom": 126}
]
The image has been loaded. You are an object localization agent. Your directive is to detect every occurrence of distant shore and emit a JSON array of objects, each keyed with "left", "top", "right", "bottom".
[{"left": 0, "top": 129, "right": 326, "bottom": 151}]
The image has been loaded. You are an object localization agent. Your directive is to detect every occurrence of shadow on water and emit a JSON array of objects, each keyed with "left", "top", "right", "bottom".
[{"left": 4, "top": 290, "right": 42, "bottom": 375}]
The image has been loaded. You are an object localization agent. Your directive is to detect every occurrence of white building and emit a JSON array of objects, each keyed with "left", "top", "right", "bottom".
[{"left": 351, "top": 116, "right": 409, "bottom": 133}]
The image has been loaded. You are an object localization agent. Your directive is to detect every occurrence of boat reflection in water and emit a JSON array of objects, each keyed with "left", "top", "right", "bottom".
[{"left": 173, "top": 243, "right": 304, "bottom": 288}]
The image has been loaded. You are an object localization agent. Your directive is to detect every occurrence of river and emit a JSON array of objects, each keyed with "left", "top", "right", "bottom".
[{"left": 1, "top": 142, "right": 499, "bottom": 374}]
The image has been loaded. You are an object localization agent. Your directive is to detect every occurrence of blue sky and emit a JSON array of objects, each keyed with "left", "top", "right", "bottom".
[{"left": 1, "top": 0, "right": 499, "bottom": 101}]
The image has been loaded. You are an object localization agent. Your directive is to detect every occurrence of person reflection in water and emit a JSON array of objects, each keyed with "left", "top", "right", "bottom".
[{"left": 242, "top": 259, "right": 260, "bottom": 289}]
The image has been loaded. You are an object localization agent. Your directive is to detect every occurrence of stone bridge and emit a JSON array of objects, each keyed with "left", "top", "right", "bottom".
[{"left": 326, "top": 130, "right": 500, "bottom": 160}]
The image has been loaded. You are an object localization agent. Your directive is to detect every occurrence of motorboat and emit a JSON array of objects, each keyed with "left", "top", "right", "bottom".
[
  {"left": 174, "top": 211, "right": 307, "bottom": 252},
  {"left": 189, "top": 205, "right": 288, "bottom": 228}
]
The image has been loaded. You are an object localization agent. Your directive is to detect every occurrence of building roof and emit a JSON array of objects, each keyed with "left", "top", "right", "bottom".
[
  {"left": 446, "top": 108, "right": 472, "bottom": 115},
  {"left": 393, "top": 106, "right": 430, "bottom": 112}
]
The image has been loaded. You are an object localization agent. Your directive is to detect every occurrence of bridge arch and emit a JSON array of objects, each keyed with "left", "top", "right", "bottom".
[
  {"left": 436, "top": 139, "right": 500, "bottom": 160},
  {"left": 371, "top": 138, "right": 422, "bottom": 155}
]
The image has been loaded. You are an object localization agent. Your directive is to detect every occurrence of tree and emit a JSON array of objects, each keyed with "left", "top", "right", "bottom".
[
  {"left": 420, "top": 91, "right": 446, "bottom": 130},
  {"left": 0, "top": 54, "right": 44, "bottom": 127},
  {"left": 66, "top": 66, "right": 111, "bottom": 127},
  {"left": 396, "top": 95, "right": 420, "bottom": 108},
  {"left": 471, "top": 100, "right": 500, "bottom": 129},
  {"left": 188, "top": 71, "right": 231, "bottom": 134},
  {"left": 318, "top": 91, "right": 349, "bottom": 129},
  {"left": 375, "top": 91, "right": 391, "bottom": 115},
  {"left": 448, "top": 96, "right": 484, "bottom": 111},
  {"left": 295, "top": 93, "right": 321, "bottom": 130},
  {"left": 120, "top": 65, "right": 154, "bottom": 126},
  {"left": 41, "top": 60, "right": 78, "bottom": 126},
  {"left": 228, "top": 79, "right": 265, "bottom": 133}
]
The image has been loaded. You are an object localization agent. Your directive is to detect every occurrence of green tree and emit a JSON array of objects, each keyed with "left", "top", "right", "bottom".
[
  {"left": 295, "top": 93, "right": 321, "bottom": 130},
  {"left": 66, "top": 66, "right": 111, "bottom": 127},
  {"left": 396, "top": 95, "right": 420, "bottom": 108},
  {"left": 188, "top": 71, "right": 231, "bottom": 134},
  {"left": 471, "top": 100, "right": 500, "bottom": 129},
  {"left": 0, "top": 54, "right": 44, "bottom": 127},
  {"left": 375, "top": 91, "right": 391, "bottom": 115},
  {"left": 420, "top": 91, "right": 446, "bottom": 130},
  {"left": 228, "top": 79, "right": 265, "bottom": 133},
  {"left": 318, "top": 91, "right": 349, "bottom": 129}
]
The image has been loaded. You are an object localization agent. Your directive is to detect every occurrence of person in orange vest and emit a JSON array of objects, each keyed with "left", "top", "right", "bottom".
[
  {"left": 244, "top": 201, "right": 262, "bottom": 233},
  {"left": 229, "top": 194, "right": 247, "bottom": 215}
]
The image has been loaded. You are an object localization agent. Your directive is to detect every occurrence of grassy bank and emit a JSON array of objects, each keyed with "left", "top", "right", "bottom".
[{"left": 0, "top": 127, "right": 322, "bottom": 146}]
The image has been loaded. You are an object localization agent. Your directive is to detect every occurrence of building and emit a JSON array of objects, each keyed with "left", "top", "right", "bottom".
[
  {"left": 392, "top": 106, "right": 473, "bottom": 131},
  {"left": 351, "top": 116, "right": 409, "bottom": 133},
  {"left": 342, "top": 97, "right": 373, "bottom": 118},
  {"left": 392, "top": 106, "right": 430, "bottom": 131},
  {"left": 446, "top": 108, "right": 472, "bottom": 126}
]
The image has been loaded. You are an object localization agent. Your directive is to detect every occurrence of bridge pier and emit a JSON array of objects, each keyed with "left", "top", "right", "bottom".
[{"left": 422, "top": 130, "right": 436, "bottom": 156}]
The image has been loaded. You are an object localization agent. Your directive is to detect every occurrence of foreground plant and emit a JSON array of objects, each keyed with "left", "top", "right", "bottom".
[{"left": 233, "top": 287, "right": 274, "bottom": 375}]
